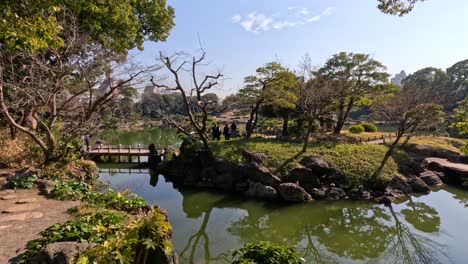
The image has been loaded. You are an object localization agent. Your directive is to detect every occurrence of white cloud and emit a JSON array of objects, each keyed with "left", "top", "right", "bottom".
[{"left": 232, "top": 7, "right": 335, "bottom": 33}]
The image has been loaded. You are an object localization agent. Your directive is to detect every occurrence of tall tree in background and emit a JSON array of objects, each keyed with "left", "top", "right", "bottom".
[
  {"left": 317, "top": 52, "right": 389, "bottom": 134},
  {"left": 240, "top": 62, "right": 297, "bottom": 139},
  {"left": 447, "top": 59, "right": 468, "bottom": 106},
  {"left": 0, "top": 0, "right": 175, "bottom": 163}
]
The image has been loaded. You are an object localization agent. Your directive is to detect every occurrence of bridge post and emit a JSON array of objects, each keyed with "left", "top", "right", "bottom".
[
  {"left": 118, "top": 144, "right": 122, "bottom": 163},
  {"left": 137, "top": 144, "right": 141, "bottom": 164},
  {"left": 128, "top": 146, "right": 131, "bottom": 163}
]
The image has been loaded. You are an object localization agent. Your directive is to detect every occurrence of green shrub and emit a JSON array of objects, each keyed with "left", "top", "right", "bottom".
[
  {"left": 360, "top": 122, "right": 378, "bottom": 132},
  {"left": 85, "top": 189, "right": 147, "bottom": 213},
  {"left": 19, "top": 210, "right": 126, "bottom": 263},
  {"left": 50, "top": 179, "right": 93, "bottom": 200},
  {"left": 9, "top": 174, "right": 37, "bottom": 189},
  {"left": 348, "top": 124, "right": 365, "bottom": 134},
  {"left": 72, "top": 208, "right": 174, "bottom": 264},
  {"left": 232, "top": 241, "right": 303, "bottom": 264}
]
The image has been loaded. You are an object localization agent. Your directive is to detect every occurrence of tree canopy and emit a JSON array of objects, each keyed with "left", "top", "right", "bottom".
[{"left": 377, "top": 0, "right": 425, "bottom": 16}]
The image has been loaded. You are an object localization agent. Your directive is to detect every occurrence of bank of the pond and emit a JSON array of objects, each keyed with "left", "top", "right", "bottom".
[
  {"left": 156, "top": 137, "right": 468, "bottom": 204},
  {"left": 98, "top": 167, "right": 468, "bottom": 264}
]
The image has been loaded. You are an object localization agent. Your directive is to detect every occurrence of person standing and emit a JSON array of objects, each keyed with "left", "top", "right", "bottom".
[
  {"left": 230, "top": 122, "right": 237, "bottom": 138},
  {"left": 223, "top": 124, "right": 230, "bottom": 140}
]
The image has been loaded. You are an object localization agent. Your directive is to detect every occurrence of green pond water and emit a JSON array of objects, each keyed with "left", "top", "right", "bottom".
[{"left": 97, "top": 129, "right": 468, "bottom": 264}]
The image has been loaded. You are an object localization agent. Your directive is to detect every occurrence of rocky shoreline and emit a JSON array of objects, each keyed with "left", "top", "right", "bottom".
[{"left": 156, "top": 144, "right": 468, "bottom": 204}]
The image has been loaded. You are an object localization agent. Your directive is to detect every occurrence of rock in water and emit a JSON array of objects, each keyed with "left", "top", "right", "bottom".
[
  {"left": 286, "top": 168, "right": 321, "bottom": 191},
  {"left": 245, "top": 181, "right": 277, "bottom": 200},
  {"left": 419, "top": 170, "right": 443, "bottom": 186},
  {"left": 278, "top": 183, "right": 312, "bottom": 202},
  {"left": 408, "top": 177, "right": 431, "bottom": 194}
]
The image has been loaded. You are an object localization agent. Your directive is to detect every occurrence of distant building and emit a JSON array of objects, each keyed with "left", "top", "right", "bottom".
[{"left": 391, "top": 70, "right": 407, "bottom": 87}]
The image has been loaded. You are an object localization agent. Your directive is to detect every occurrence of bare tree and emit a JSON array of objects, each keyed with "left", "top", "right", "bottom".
[
  {"left": 372, "top": 86, "right": 444, "bottom": 178},
  {"left": 151, "top": 51, "right": 224, "bottom": 148},
  {"left": 0, "top": 27, "right": 151, "bottom": 163},
  {"left": 297, "top": 77, "right": 346, "bottom": 152}
]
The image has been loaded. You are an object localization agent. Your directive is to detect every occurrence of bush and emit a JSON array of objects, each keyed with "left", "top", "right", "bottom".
[
  {"left": 348, "top": 125, "right": 365, "bottom": 134},
  {"left": 9, "top": 174, "right": 37, "bottom": 189},
  {"left": 232, "top": 241, "right": 303, "bottom": 264},
  {"left": 50, "top": 179, "right": 93, "bottom": 200},
  {"left": 360, "top": 122, "right": 378, "bottom": 132}
]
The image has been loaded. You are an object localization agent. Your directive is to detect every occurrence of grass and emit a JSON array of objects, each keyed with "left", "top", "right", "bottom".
[
  {"left": 210, "top": 138, "right": 400, "bottom": 187},
  {"left": 406, "top": 136, "right": 466, "bottom": 153}
]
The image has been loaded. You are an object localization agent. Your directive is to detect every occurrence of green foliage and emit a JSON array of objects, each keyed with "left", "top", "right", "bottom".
[
  {"left": 50, "top": 180, "right": 93, "bottom": 200},
  {"left": 451, "top": 97, "right": 468, "bottom": 135},
  {"left": 349, "top": 125, "right": 365, "bottom": 134},
  {"left": 9, "top": 174, "right": 37, "bottom": 189},
  {"left": 19, "top": 210, "right": 126, "bottom": 263},
  {"left": 232, "top": 241, "right": 303, "bottom": 264},
  {"left": 73, "top": 208, "right": 173, "bottom": 264},
  {"left": 84, "top": 190, "right": 147, "bottom": 214},
  {"left": 1, "top": 0, "right": 175, "bottom": 53},
  {"left": 211, "top": 138, "right": 399, "bottom": 186},
  {"left": 180, "top": 139, "right": 205, "bottom": 160},
  {"left": 377, "top": 0, "right": 423, "bottom": 16},
  {"left": 360, "top": 122, "right": 378, "bottom": 132}
]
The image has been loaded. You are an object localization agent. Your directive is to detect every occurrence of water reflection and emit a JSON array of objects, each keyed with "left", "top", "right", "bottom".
[{"left": 98, "top": 168, "right": 468, "bottom": 264}]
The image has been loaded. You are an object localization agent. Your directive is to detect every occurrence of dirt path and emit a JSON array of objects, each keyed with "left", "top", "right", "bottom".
[{"left": 0, "top": 188, "right": 79, "bottom": 263}]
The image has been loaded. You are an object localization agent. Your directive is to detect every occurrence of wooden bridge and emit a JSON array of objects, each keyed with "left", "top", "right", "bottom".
[{"left": 86, "top": 144, "right": 175, "bottom": 163}]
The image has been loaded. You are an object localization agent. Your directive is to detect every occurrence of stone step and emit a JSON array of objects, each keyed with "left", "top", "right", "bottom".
[{"left": 0, "top": 211, "right": 44, "bottom": 222}]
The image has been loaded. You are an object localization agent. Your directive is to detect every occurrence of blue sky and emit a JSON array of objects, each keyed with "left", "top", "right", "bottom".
[{"left": 133, "top": 0, "right": 468, "bottom": 97}]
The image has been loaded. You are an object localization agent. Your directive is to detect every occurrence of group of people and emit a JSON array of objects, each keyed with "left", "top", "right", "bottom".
[{"left": 212, "top": 122, "right": 238, "bottom": 140}]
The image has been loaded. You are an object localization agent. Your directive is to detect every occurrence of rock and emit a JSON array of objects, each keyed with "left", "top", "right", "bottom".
[
  {"left": 234, "top": 182, "right": 249, "bottom": 192},
  {"left": 385, "top": 176, "right": 412, "bottom": 197},
  {"left": 3, "top": 203, "right": 41, "bottom": 213},
  {"left": 245, "top": 181, "right": 277, "bottom": 200},
  {"left": 377, "top": 196, "right": 394, "bottom": 205},
  {"left": 300, "top": 156, "right": 332, "bottom": 174},
  {"left": 0, "top": 163, "right": 8, "bottom": 169},
  {"left": 8, "top": 167, "right": 38, "bottom": 182},
  {"left": 242, "top": 150, "right": 268, "bottom": 164},
  {"left": 309, "top": 188, "right": 327, "bottom": 200},
  {"left": 1, "top": 194, "right": 16, "bottom": 200},
  {"left": 278, "top": 183, "right": 312, "bottom": 202},
  {"left": 0, "top": 189, "right": 15, "bottom": 195},
  {"left": 321, "top": 169, "right": 348, "bottom": 187},
  {"left": 407, "top": 144, "right": 461, "bottom": 161},
  {"left": 242, "top": 162, "right": 281, "bottom": 189},
  {"left": 427, "top": 161, "right": 445, "bottom": 172},
  {"left": 410, "top": 160, "right": 425, "bottom": 175},
  {"left": 419, "top": 170, "right": 443, "bottom": 186},
  {"left": 347, "top": 187, "right": 373, "bottom": 200},
  {"left": 457, "top": 155, "right": 468, "bottom": 165},
  {"left": 35, "top": 179, "right": 56, "bottom": 196},
  {"left": 0, "top": 177, "right": 7, "bottom": 188},
  {"left": 196, "top": 148, "right": 214, "bottom": 167},
  {"left": 0, "top": 211, "right": 43, "bottom": 222},
  {"left": 325, "top": 187, "right": 347, "bottom": 200},
  {"left": 286, "top": 168, "right": 321, "bottom": 192},
  {"left": 29, "top": 242, "right": 97, "bottom": 264},
  {"left": 212, "top": 172, "right": 235, "bottom": 191},
  {"left": 443, "top": 166, "right": 468, "bottom": 187},
  {"left": 408, "top": 177, "right": 431, "bottom": 194}
]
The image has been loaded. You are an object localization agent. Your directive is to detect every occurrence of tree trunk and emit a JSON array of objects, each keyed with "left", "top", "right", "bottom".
[
  {"left": 333, "top": 97, "right": 355, "bottom": 134},
  {"left": 246, "top": 100, "right": 261, "bottom": 139},
  {"left": 302, "top": 119, "right": 314, "bottom": 153},
  {"left": 282, "top": 115, "right": 289, "bottom": 137},
  {"left": 9, "top": 124, "right": 17, "bottom": 140},
  {"left": 373, "top": 131, "right": 404, "bottom": 179}
]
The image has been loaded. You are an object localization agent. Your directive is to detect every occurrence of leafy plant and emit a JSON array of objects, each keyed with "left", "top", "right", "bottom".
[
  {"left": 84, "top": 189, "right": 147, "bottom": 214},
  {"left": 50, "top": 179, "right": 93, "bottom": 200},
  {"left": 19, "top": 210, "right": 126, "bottom": 263},
  {"left": 9, "top": 174, "right": 37, "bottom": 189},
  {"left": 349, "top": 124, "right": 365, "bottom": 134},
  {"left": 73, "top": 208, "right": 174, "bottom": 264},
  {"left": 360, "top": 122, "right": 378, "bottom": 132},
  {"left": 232, "top": 241, "right": 303, "bottom": 264}
]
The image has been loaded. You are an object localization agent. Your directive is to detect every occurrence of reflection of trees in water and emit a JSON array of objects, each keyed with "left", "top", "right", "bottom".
[
  {"left": 372, "top": 203, "right": 450, "bottom": 264},
  {"left": 176, "top": 188, "right": 448, "bottom": 264},
  {"left": 448, "top": 187, "right": 468, "bottom": 208}
]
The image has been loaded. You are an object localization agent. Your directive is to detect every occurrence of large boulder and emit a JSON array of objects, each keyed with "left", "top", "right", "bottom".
[
  {"left": 278, "top": 183, "right": 312, "bottom": 202},
  {"left": 29, "top": 242, "right": 97, "bottom": 264},
  {"left": 347, "top": 187, "right": 373, "bottom": 200},
  {"left": 419, "top": 170, "right": 443, "bottom": 186},
  {"left": 242, "top": 150, "right": 267, "bottom": 164},
  {"left": 309, "top": 188, "right": 327, "bottom": 200},
  {"left": 443, "top": 166, "right": 468, "bottom": 187},
  {"left": 325, "top": 187, "right": 347, "bottom": 200},
  {"left": 35, "top": 179, "right": 56, "bottom": 196},
  {"left": 241, "top": 162, "right": 281, "bottom": 189},
  {"left": 408, "top": 177, "right": 431, "bottom": 194},
  {"left": 321, "top": 169, "right": 348, "bottom": 187},
  {"left": 407, "top": 144, "right": 460, "bottom": 161},
  {"left": 286, "top": 168, "right": 321, "bottom": 192},
  {"left": 299, "top": 156, "right": 332, "bottom": 175},
  {"left": 7, "top": 167, "right": 38, "bottom": 182},
  {"left": 385, "top": 176, "right": 412, "bottom": 198},
  {"left": 244, "top": 181, "right": 277, "bottom": 200}
]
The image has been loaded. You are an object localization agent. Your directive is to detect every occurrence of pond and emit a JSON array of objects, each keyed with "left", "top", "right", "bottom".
[
  {"left": 97, "top": 128, "right": 468, "bottom": 263},
  {"left": 98, "top": 164, "right": 468, "bottom": 264}
]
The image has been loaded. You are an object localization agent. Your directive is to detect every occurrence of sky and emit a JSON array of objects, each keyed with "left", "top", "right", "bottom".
[{"left": 132, "top": 0, "right": 468, "bottom": 97}]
